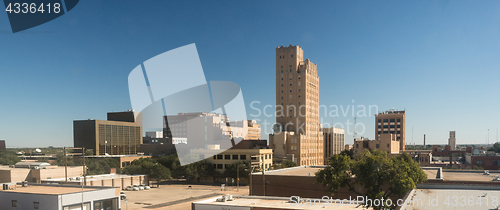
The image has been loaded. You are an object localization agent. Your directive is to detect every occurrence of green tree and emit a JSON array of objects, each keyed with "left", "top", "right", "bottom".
[
  {"left": 272, "top": 160, "right": 297, "bottom": 169},
  {"left": 85, "top": 158, "right": 120, "bottom": 175},
  {"left": 0, "top": 150, "right": 21, "bottom": 165},
  {"left": 339, "top": 149, "right": 354, "bottom": 159},
  {"left": 488, "top": 142, "right": 500, "bottom": 153},
  {"left": 316, "top": 150, "right": 427, "bottom": 210},
  {"left": 222, "top": 161, "right": 250, "bottom": 179},
  {"left": 122, "top": 158, "right": 171, "bottom": 187}
]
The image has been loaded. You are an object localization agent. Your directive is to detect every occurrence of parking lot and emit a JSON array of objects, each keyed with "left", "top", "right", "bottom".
[{"left": 120, "top": 183, "right": 249, "bottom": 210}]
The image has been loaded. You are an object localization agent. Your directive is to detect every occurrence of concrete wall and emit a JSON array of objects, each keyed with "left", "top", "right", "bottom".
[{"left": 0, "top": 192, "right": 58, "bottom": 210}]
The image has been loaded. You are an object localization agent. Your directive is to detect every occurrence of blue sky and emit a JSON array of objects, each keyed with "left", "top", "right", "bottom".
[{"left": 0, "top": 1, "right": 499, "bottom": 147}]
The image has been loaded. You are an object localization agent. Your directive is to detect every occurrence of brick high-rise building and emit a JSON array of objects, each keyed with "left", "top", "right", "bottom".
[
  {"left": 375, "top": 109, "right": 405, "bottom": 151},
  {"left": 269, "top": 45, "right": 323, "bottom": 166}
]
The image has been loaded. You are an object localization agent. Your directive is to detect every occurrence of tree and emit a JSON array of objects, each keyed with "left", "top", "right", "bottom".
[
  {"left": 316, "top": 150, "right": 427, "bottom": 210},
  {"left": 488, "top": 142, "right": 500, "bottom": 153},
  {"left": 86, "top": 158, "right": 120, "bottom": 175},
  {"left": 272, "top": 160, "right": 297, "bottom": 169},
  {"left": 0, "top": 150, "right": 21, "bottom": 165},
  {"left": 339, "top": 149, "right": 354, "bottom": 159},
  {"left": 223, "top": 161, "right": 250, "bottom": 179},
  {"left": 122, "top": 158, "right": 171, "bottom": 187}
]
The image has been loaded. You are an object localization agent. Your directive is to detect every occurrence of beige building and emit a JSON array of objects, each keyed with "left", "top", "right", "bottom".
[
  {"left": 323, "top": 127, "right": 345, "bottom": 164},
  {"left": 0, "top": 165, "right": 83, "bottom": 184},
  {"left": 269, "top": 45, "right": 323, "bottom": 166},
  {"left": 345, "top": 144, "right": 353, "bottom": 151},
  {"left": 375, "top": 109, "right": 405, "bottom": 151},
  {"left": 206, "top": 148, "right": 273, "bottom": 173},
  {"left": 449, "top": 131, "right": 456, "bottom": 149},
  {"left": 354, "top": 134, "right": 400, "bottom": 155},
  {"left": 74, "top": 119, "right": 142, "bottom": 155},
  {"left": 245, "top": 120, "right": 261, "bottom": 140}
]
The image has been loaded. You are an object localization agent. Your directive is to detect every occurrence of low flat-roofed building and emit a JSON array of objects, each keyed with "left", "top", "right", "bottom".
[
  {"left": 402, "top": 150, "right": 432, "bottom": 166},
  {"left": 354, "top": 134, "right": 400, "bottom": 155},
  {"left": 192, "top": 195, "right": 363, "bottom": 210},
  {"left": 0, "top": 183, "right": 121, "bottom": 210},
  {"left": 42, "top": 173, "right": 148, "bottom": 190},
  {"left": 0, "top": 165, "right": 82, "bottom": 184},
  {"left": 73, "top": 154, "right": 151, "bottom": 168}
]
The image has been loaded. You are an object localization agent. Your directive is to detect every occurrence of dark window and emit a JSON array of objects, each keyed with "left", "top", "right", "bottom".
[
  {"left": 224, "top": 164, "right": 229, "bottom": 169},
  {"left": 12, "top": 200, "right": 17, "bottom": 207},
  {"left": 397, "top": 131, "right": 400, "bottom": 134},
  {"left": 240, "top": 155, "right": 246, "bottom": 160},
  {"left": 378, "top": 125, "right": 381, "bottom": 128},
  {"left": 378, "top": 119, "right": 381, "bottom": 123},
  {"left": 290, "top": 83, "right": 292, "bottom": 86},
  {"left": 390, "top": 125, "right": 395, "bottom": 128},
  {"left": 224, "top": 155, "right": 231, "bottom": 160},
  {"left": 232, "top": 155, "right": 238, "bottom": 160},
  {"left": 390, "top": 131, "right": 395, "bottom": 134},
  {"left": 216, "top": 155, "right": 222, "bottom": 159},
  {"left": 376, "top": 144, "right": 380, "bottom": 148},
  {"left": 251, "top": 156, "right": 257, "bottom": 161},
  {"left": 383, "top": 119, "right": 388, "bottom": 122},
  {"left": 217, "top": 164, "right": 223, "bottom": 169},
  {"left": 378, "top": 131, "right": 381, "bottom": 134},
  {"left": 34, "top": 202, "right": 39, "bottom": 209},
  {"left": 390, "top": 119, "right": 395, "bottom": 122},
  {"left": 290, "top": 69, "right": 292, "bottom": 72},
  {"left": 383, "top": 125, "right": 388, "bottom": 128},
  {"left": 281, "top": 78, "right": 283, "bottom": 80},
  {"left": 383, "top": 131, "right": 388, "bottom": 134},
  {"left": 397, "top": 137, "right": 401, "bottom": 140},
  {"left": 281, "top": 84, "right": 283, "bottom": 87},
  {"left": 397, "top": 119, "right": 401, "bottom": 122},
  {"left": 495, "top": 161, "right": 500, "bottom": 166},
  {"left": 477, "top": 161, "right": 483, "bottom": 166},
  {"left": 387, "top": 144, "right": 390, "bottom": 147},
  {"left": 291, "top": 54, "right": 293, "bottom": 58},
  {"left": 356, "top": 144, "right": 359, "bottom": 148},
  {"left": 397, "top": 125, "right": 400, "bottom": 128}
]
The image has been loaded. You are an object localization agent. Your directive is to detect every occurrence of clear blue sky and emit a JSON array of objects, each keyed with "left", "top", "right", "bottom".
[{"left": 0, "top": 1, "right": 499, "bottom": 147}]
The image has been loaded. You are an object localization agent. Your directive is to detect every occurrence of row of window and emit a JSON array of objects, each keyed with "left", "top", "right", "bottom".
[
  {"left": 378, "top": 119, "right": 401, "bottom": 123},
  {"left": 213, "top": 163, "right": 271, "bottom": 170},
  {"left": 378, "top": 125, "right": 401, "bottom": 128},
  {"left": 378, "top": 131, "right": 401, "bottom": 134},
  {"left": 11, "top": 201, "right": 39, "bottom": 209},
  {"left": 279, "top": 54, "right": 294, "bottom": 59},
  {"left": 212, "top": 154, "right": 273, "bottom": 160}
]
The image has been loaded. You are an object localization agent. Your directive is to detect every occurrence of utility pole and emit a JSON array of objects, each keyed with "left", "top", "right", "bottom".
[
  {"left": 83, "top": 147, "right": 86, "bottom": 186},
  {"left": 237, "top": 164, "right": 239, "bottom": 192},
  {"left": 488, "top": 129, "right": 490, "bottom": 147},
  {"left": 64, "top": 147, "right": 68, "bottom": 184}
]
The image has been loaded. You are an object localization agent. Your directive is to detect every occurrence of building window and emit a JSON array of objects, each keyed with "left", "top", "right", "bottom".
[
  {"left": 290, "top": 83, "right": 292, "bottom": 86},
  {"left": 397, "top": 125, "right": 400, "bottom": 128},
  {"left": 291, "top": 54, "right": 293, "bottom": 58},
  {"left": 12, "top": 200, "right": 17, "bottom": 207},
  {"left": 290, "top": 69, "right": 292, "bottom": 72},
  {"left": 378, "top": 119, "right": 381, "bottom": 123},
  {"left": 397, "top": 119, "right": 401, "bottom": 122},
  {"left": 397, "top": 131, "right": 400, "bottom": 134},
  {"left": 225, "top": 155, "right": 231, "bottom": 160},
  {"left": 240, "top": 155, "right": 246, "bottom": 160},
  {"left": 251, "top": 156, "right": 257, "bottom": 161},
  {"left": 376, "top": 144, "right": 380, "bottom": 148},
  {"left": 232, "top": 155, "right": 238, "bottom": 160},
  {"left": 281, "top": 96, "right": 283, "bottom": 100},
  {"left": 213, "top": 155, "right": 216, "bottom": 159},
  {"left": 217, "top": 164, "right": 223, "bottom": 169},
  {"left": 224, "top": 164, "right": 229, "bottom": 169},
  {"left": 383, "top": 125, "right": 388, "bottom": 128},
  {"left": 34, "top": 202, "right": 39, "bottom": 209},
  {"left": 390, "top": 125, "right": 395, "bottom": 128},
  {"left": 217, "top": 155, "right": 222, "bottom": 159},
  {"left": 356, "top": 144, "right": 359, "bottom": 148},
  {"left": 298, "top": 95, "right": 301, "bottom": 99},
  {"left": 495, "top": 161, "right": 500, "bottom": 166},
  {"left": 390, "top": 119, "right": 395, "bottom": 122},
  {"left": 298, "top": 89, "right": 300, "bottom": 92},
  {"left": 378, "top": 131, "right": 381, "bottom": 134},
  {"left": 281, "top": 84, "right": 283, "bottom": 87},
  {"left": 290, "top": 90, "right": 292, "bottom": 93},
  {"left": 477, "top": 161, "right": 483, "bottom": 166},
  {"left": 387, "top": 144, "right": 390, "bottom": 147},
  {"left": 281, "top": 78, "right": 283, "bottom": 80},
  {"left": 378, "top": 125, "right": 381, "bottom": 128},
  {"left": 383, "top": 131, "right": 388, "bottom": 134},
  {"left": 298, "top": 102, "right": 301, "bottom": 105}
]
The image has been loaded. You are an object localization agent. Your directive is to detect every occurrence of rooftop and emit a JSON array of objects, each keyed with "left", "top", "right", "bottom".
[
  {"left": 0, "top": 184, "right": 109, "bottom": 195},
  {"left": 43, "top": 173, "right": 144, "bottom": 182},
  {"left": 402, "top": 188, "right": 500, "bottom": 210},
  {"left": 260, "top": 166, "right": 324, "bottom": 176},
  {"left": 194, "top": 195, "right": 362, "bottom": 209}
]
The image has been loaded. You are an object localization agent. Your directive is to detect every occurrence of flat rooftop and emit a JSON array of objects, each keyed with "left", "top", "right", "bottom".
[
  {"left": 261, "top": 166, "right": 324, "bottom": 176},
  {"left": 443, "top": 171, "right": 500, "bottom": 182},
  {"left": 403, "top": 188, "right": 500, "bottom": 210},
  {"left": 44, "top": 173, "right": 144, "bottom": 182},
  {"left": 194, "top": 196, "right": 362, "bottom": 209},
  {"left": 1, "top": 185, "right": 97, "bottom": 195}
]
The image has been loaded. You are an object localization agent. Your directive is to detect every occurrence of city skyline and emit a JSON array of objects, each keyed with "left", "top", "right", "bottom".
[{"left": 1, "top": 1, "right": 500, "bottom": 147}]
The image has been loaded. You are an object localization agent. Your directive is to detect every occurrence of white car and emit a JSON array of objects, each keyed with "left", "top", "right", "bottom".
[
  {"left": 120, "top": 192, "right": 126, "bottom": 200},
  {"left": 140, "top": 185, "right": 150, "bottom": 190},
  {"left": 133, "top": 185, "right": 144, "bottom": 190}
]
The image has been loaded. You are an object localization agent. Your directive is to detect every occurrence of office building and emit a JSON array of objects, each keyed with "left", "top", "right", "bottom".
[
  {"left": 375, "top": 109, "right": 405, "bottom": 151},
  {"left": 0, "top": 184, "right": 120, "bottom": 210},
  {"left": 0, "top": 140, "right": 5, "bottom": 151},
  {"left": 269, "top": 45, "right": 323, "bottom": 166},
  {"left": 323, "top": 127, "right": 345, "bottom": 164},
  {"left": 448, "top": 131, "right": 456, "bottom": 149},
  {"left": 245, "top": 120, "right": 261, "bottom": 140},
  {"left": 353, "top": 134, "right": 400, "bottom": 155},
  {"left": 73, "top": 119, "right": 142, "bottom": 155},
  {"left": 107, "top": 110, "right": 141, "bottom": 123}
]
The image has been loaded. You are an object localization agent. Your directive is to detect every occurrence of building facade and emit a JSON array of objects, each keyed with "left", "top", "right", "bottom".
[
  {"left": 0, "top": 140, "right": 5, "bottom": 151},
  {"left": 269, "top": 45, "right": 323, "bottom": 166},
  {"left": 354, "top": 134, "right": 400, "bottom": 155},
  {"left": 207, "top": 149, "right": 273, "bottom": 172},
  {"left": 245, "top": 120, "right": 261, "bottom": 140},
  {"left": 322, "top": 127, "right": 345, "bottom": 164},
  {"left": 73, "top": 120, "right": 142, "bottom": 155},
  {"left": 449, "top": 131, "right": 456, "bottom": 149},
  {"left": 375, "top": 109, "right": 405, "bottom": 151}
]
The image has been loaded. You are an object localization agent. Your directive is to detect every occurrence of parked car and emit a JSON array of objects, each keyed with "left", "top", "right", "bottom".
[
  {"left": 120, "top": 192, "right": 126, "bottom": 200},
  {"left": 133, "top": 185, "right": 144, "bottom": 190},
  {"left": 125, "top": 186, "right": 134, "bottom": 191},
  {"left": 140, "top": 185, "right": 150, "bottom": 190}
]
